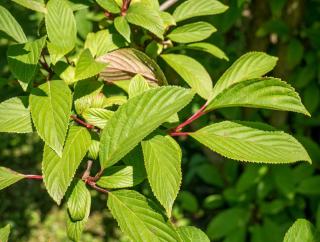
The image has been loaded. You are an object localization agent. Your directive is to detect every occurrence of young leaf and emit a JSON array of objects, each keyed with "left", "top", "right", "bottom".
[
  {"left": 42, "top": 126, "right": 91, "bottom": 204},
  {"left": 177, "top": 226, "right": 210, "bottom": 242},
  {"left": 46, "top": 0, "right": 76, "bottom": 64},
  {"left": 96, "top": 0, "right": 120, "bottom": 13},
  {"left": 88, "top": 132, "right": 99, "bottom": 160},
  {"left": 173, "top": 0, "right": 228, "bottom": 22},
  {"left": 128, "top": 74, "right": 150, "bottom": 98},
  {"left": 142, "top": 135, "right": 182, "bottom": 217},
  {"left": 82, "top": 108, "right": 114, "bottom": 129},
  {"left": 161, "top": 54, "right": 212, "bottom": 99},
  {"left": 209, "top": 52, "right": 278, "bottom": 100},
  {"left": 114, "top": 16, "right": 131, "bottom": 43},
  {"left": 30, "top": 80, "right": 72, "bottom": 156},
  {"left": 167, "top": 22, "right": 216, "bottom": 43},
  {"left": 160, "top": 12, "right": 176, "bottom": 28},
  {"left": 0, "top": 97, "right": 32, "bottom": 133},
  {"left": 0, "top": 6, "right": 27, "bottom": 43},
  {"left": 99, "top": 86, "right": 194, "bottom": 168},
  {"left": 98, "top": 48, "right": 167, "bottom": 85},
  {"left": 126, "top": 2, "right": 164, "bottom": 39},
  {"left": 107, "top": 190, "right": 181, "bottom": 242},
  {"left": 206, "top": 77, "right": 310, "bottom": 116},
  {"left": 284, "top": 219, "right": 317, "bottom": 242},
  {"left": 7, "top": 36, "right": 46, "bottom": 91},
  {"left": 0, "top": 167, "right": 24, "bottom": 190},
  {"left": 66, "top": 218, "right": 87, "bottom": 242},
  {"left": 190, "top": 121, "right": 311, "bottom": 164},
  {"left": 12, "top": 0, "right": 47, "bottom": 13},
  {"left": 0, "top": 224, "right": 11, "bottom": 242},
  {"left": 75, "top": 49, "right": 107, "bottom": 81}
]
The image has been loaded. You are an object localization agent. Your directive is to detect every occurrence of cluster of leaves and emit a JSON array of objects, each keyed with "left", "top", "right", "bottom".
[{"left": 0, "top": 0, "right": 314, "bottom": 241}]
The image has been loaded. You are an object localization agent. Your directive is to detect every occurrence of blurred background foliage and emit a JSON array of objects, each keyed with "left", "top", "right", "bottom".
[{"left": 0, "top": 0, "right": 320, "bottom": 241}]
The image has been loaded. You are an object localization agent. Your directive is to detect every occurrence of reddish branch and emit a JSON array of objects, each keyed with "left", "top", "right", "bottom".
[
  {"left": 25, "top": 174, "right": 43, "bottom": 180},
  {"left": 70, "top": 115, "right": 95, "bottom": 129},
  {"left": 121, "top": 0, "right": 131, "bottom": 16}
]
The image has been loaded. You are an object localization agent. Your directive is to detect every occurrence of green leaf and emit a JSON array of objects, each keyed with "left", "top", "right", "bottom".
[
  {"left": 190, "top": 121, "right": 311, "bottom": 164},
  {"left": 0, "top": 97, "right": 32, "bottom": 133},
  {"left": 42, "top": 126, "right": 91, "bottom": 204},
  {"left": 75, "top": 49, "right": 107, "bottom": 81},
  {"left": 82, "top": 108, "right": 114, "bottom": 129},
  {"left": 177, "top": 226, "right": 210, "bottom": 242},
  {"left": 126, "top": 2, "right": 164, "bottom": 39},
  {"left": 128, "top": 74, "right": 150, "bottom": 98},
  {"left": 99, "top": 86, "right": 194, "bottom": 168},
  {"left": 46, "top": 0, "right": 76, "bottom": 64},
  {"left": 206, "top": 77, "right": 310, "bottom": 116},
  {"left": 114, "top": 16, "right": 131, "bottom": 43},
  {"left": 209, "top": 52, "right": 278, "bottom": 100},
  {"left": 160, "top": 12, "right": 176, "bottom": 28},
  {"left": 142, "top": 135, "right": 182, "bottom": 217},
  {"left": 30, "top": 80, "right": 72, "bottom": 156},
  {"left": 96, "top": 0, "right": 120, "bottom": 13},
  {"left": 284, "top": 219, "right": 317, "bottom": 242},
  {"left": 161, "top": 54, "right": 212, "bottom": 99},
  {"left": 88, "top": 132, "right": 99, "bottom": 160},
  {"left": 0, "top": 167, "right": 24, "bottom": 190},
  {"left": 297, "top": 176, "right": 320, "bottom": 195},
  {"left": 173, "top": 0, "right": 228, "bottom": 22},
  {"left": 107, "top": 190, "right": 181, "bottom": 242},
  {"left": 0, "top": 6, "right": 27, "bottom": 43},
  {"left": 84, "top": 29, "right": 126, "bottom": 57},
  {"left": 98, "top": 48, "right": 167, "bottom": 85},
  {"left": 103, "top": 95, "right": 127, "bottom": 108},
  {"left": 12, "top": 0, "right": 47, "bottom": 13},
  {"left": 7, "top": 36, "right": 46, "bottom": 91},
  {"left": 167, "top": 22, "right": 216, "bottom": 43},
  {"left": 0, "top": 224, "right": 11, "bottom": 242}
]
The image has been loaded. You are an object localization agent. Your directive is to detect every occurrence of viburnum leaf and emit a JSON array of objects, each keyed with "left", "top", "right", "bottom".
[
  {"left": 114, "top": 16, "right": 131, "bottom": 43},
  {"left": 103, "top": 95, "right": 127, "bottom": 108},
  {"left": 160, "top": 12, "right": 176, "bottom": 29},
  {"left": 173, "top": 0, "right": 228, "bottom": 22},
  {"left": 0, "top": 167, "right": 24, "bottom": 191},
  {"left": 98, "top": 48, "right": 167, "bottom": 85},
  {"left": 177, "top": 226, "right": 210, "bottom": 242},
  {"left": 190, "top": 121, "right": 311, "bottom": 164},
  {"left": 206, "top": 77, "right": 310, "bottom": 116},
  {"left": 128, "top": 74, "right": 150, "bottom": 98},
  {"left": 12, "top": 0, "right": 47, "bottom": 13},
  {"left": 284, "top": 219, "right": 317, "bottom": 242},
  {"left": 0, "top": 224, "right": 11, "bottom": 242},
  {"left": 96, "top": 0, "right": 120, "bottom": 13},
  {"left": 30, "top": 80, "right": 72, "bottom": 156},
  {"left": 142, "top": 135, "right": 182, "bottom": 217},
  {"left": 161, "top": 54, "right": 212, "bottom": 99},
  {"left": 7, "top": 36, "right": 46, "bottom": 91},
  {"left": 46, "top": 0, "right": 76, "bottom": 64},
  {"left": 167, "top": 22, "right": 216, "bottom": 43},
  {"left": 99, "top": 86, "right": 194, "bottom": 168},
  {"left": 42, "top": 126, "right": 91, "bottom": 204},
  {"left": 209, "top": 52, "right": 278, "bottom": 101},
  {"left": 82, "top": 108, "right": 114, "bottom": 129},
  {"left": 107, "top": 189, "right": 182, "bottom": 242},
  {"left": 0, "top": 97, "right": 32, "bottom": 133}
]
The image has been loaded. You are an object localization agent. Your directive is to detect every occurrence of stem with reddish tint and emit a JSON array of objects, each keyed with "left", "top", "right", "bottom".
[
  {"left": 70, "top": 115, "right": 94, "bottom": 129},
  {"left": 25, "top": 174, "right": 43, "bottom": 180}
]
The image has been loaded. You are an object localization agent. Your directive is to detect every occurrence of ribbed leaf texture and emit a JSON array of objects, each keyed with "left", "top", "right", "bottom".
[
  {"left": 0, "top": 224, "right": 11, "bottom": 242},
  {"left": 177, "top": 226, "right": 210, "bottom": 242},
  {"left": 0, "top": 97, "right": 32, "bottom": 133},
  {"left": 107, "top": 190, "right": 181, "bottom": 242},
  {"left": 12, "top": 0, "right": 47, "bottom": 13},
  {"left": 114, "top": 16, "right": 131, "bottom": 42},
  {"left": 167, "top": 22, "right": 216, "bottom": 43},
  {"left": 0, "top": 167, "right": 24, "bottom": 190},
  {"left": 161, "top": 54, "right": 212, "bottom": 99},
  {"left": 284, "top": 219, "right": 317, "bottom": 242},
  {"left": 142, "top": 135, "right": 182, "bottom": 217},
  {"left": 98, "top": 48, "right": 167, "bottom": 85},
  {"left": 96, "top": 0, "right": 120, "bottom": 13},
  {"left": 30, "top": 80, "right": 72, "bottom": 156},
  {"left": 206, "top": 77, "right": 310, "bottom": 115},
  {"left": 190, "top": 121, "right": 311, "bottom": 164},
  {"left": 42, "top": 126, "right": 91, "bottom": 204},
  {"left": 173, "top": 0, "right": 228, "bottom": 22},
  {"left": 0, "top": 6, "right": 27, "bottom": 43},
  {"left": 128, "top": 74, "right": 150, "bottom": 98},
  {"left": 82, "top": 108, "right": 114, "bottom": 129},
  {"left": 99, "top": 86, "right": 194, "bottom": 168}
]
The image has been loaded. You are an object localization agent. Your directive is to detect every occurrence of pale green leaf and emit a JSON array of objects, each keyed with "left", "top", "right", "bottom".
[
  {"left": 30, "top": 80, "right": 72, "bottom": 156},
  {"left": 160, "top": 12, "right": 176, "bottom": 29},
  {"left": 128, "top": 74, "right": 150, "bottom": 98},
  {"left": 210, "top": 52, "right": 278, "bottom": 100},
  {"left": 173, "top": 0, "right": 228, "bottom": 22},
  {"left": 66, "top": 218, "right": 87, "bottom": 242},
  {"left": 114, "top": 16, "right": 131, "bottom": 43},
  {"left": 103, "top": 95, "right": 127, "bottom": 108},
  {"left": 75, "top": 49, "right": 107, "bottom": 81},
  {"left": 8, "top": 36, "right": 46, "bottom": 91},
  {"left": 126, "top": 2, "right": 164, "bottom": 39},
  {"left": 82, "top": 108, "right": 114, "bottom": 129},
  {"left": 206, "top": 77, "right": 310, "bottom": 116},
  {"left": 96, "top": 0, "right": 120, "bottom": 13},
  {"left": 107, "top": 190, "right": 181, "bottom": 242},
  {"left": 167, "top": 22, "right": 216, "bottom": 43},
  {"left": 190, "top": 121, "right": 311, "bottom": 164},
  {"left": 88, "top": 132, "right": 99, "bottom": 160},
  {"left": 0, "top": 6, "right": 27, "bottom": 43},
  {"left": 284, "top": 219, "right": 316, "bottom": 242},
  {"left": 0, "top": 167, "right": 24, "bottom": 190},
  {"left": 46, "top": 0, "right": 76, "bottom": 64},
  {"left": 42, "top": 126, "right": 91, "bottom": 204},
  {"left": 12, "top": 0, "right": 47, "bottom": 13},
  {"left": 142, "top": 135, "right": 182, "bottom": 217},
  {"left": 0, "top": 97, "right": 32, "bottom": 133},
  {"left": 0, "top": 224, "right": 11, "bottom": 242},
  {"left": 99, "top": 86, "right": 194, "bottom": 168},
  {"left": 177, "top": 226, "right": 210, "bottom": 242},
  {"left": 161, "top": 54, "right": 212, "bottom": 99}
]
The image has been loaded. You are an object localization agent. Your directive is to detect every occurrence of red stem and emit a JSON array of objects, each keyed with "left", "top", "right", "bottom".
[
  {"left": 85, "top": 180, "right": 109, "bottom": 194},
  {"left": 25, "top": 174, "right": 43, "bottom": 180},
  {"left": 70, "top": 115, "right": 94, "bottom": 129},
  {"left": 121, "top": 0, "right": 131, "bottom": 16},
  {"left": 170, "top": 132, "right": 190, "bottom": 137}
]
